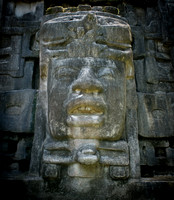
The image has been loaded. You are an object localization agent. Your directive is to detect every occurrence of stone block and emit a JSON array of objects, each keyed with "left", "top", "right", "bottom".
[
  {"left": 14, "top": 139, "right": 27, "bottom": 160},
  {"left": 126, "top": 108, "right": 140, "bottom": 178},
  {"left": 92, "top": 6, "right": 103, "bottom": 12},
  {"left": 110, "top": 166, "right": 129, "bottom": 179},
  {"left": 132, "top": 27, "right": 145, "bottom": 59},
  {"left": 166, "top": 147, "right": 174, "bottom": 166},
  {"left": 78, "top": 5, "right": 91, "bottom": 11},
  {"left": 139, "top": 140, "right": 156, "bottom": 165},
  {"left": 0, "top": 35, "right": 24, "bottom": 77},
  {"left": 126, "top": 9, "right": 138, "bottom": 26},
  {"left": 13, "top": 1, "right": 44, "bottom": 20},
  {"left": 0, "top": 89, "right": 36, "bottom": 133},
  {"left": 138, "top": 92, "right": 174, "bottom": 138},
  {"left": 68, "top": 163, "right": 103, "bottom": 178},
  {"left": 152, "top": 140, "right": 169, "bottom": 148},
  {"left": 134, "top": 58, "right": 174, "bottom": 93},
  {"left": 134, "top": 59, "right": 145, "bottom": 92},
  {"left": 43, "top": 149, "right": 72, "bottom": 164},
  {"left": 103, "top": 6, "right": 119, "bottom": 14},
  {"left": 145, "top": 55, "right": 159, "bottom": 84},
  {"left": 126, "top": 79, "right": 137, "bottom": 109},
  {"left": 0, "top": 61, "right": 34, "bottom": 91},
  {"left": 145, "top": 56, "right": 174, "bottom": 84},
  {"left": 42, "top": 163, "right": 60, "bottom": 179},
  {"left": 139, "top": 139, "right": 174, "bottom": 167},
  {"left": 99, "top": 141, "right": 129, "bottom": 165},
  {"left": 145, "top": 20, "right": 160, "bottom": 35},
  {"left": 22, "top": 31, "right": 39, "bottom": 58},
  {"left": 144, "top": 11, "right": 161, "bottom": 40}
]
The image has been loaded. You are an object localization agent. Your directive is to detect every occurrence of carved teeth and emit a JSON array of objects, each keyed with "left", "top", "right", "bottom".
[
  {"left": 79, "top": 107, "right": 83, "bottom": 111},
  {"left": 78, "top": 107, "right": 92, "bottom": 111},
  {"left": 75, "top": 89, "right": 81, "bottom": 94},
  {"left": 86, "top": 107, "right": 91, "bottom": 111},
  {"left": 71, "top": 106, "right": 103, "bottom": 114},
  {"left": 93, "top": 91, "right": 98, "bottom": 95}
]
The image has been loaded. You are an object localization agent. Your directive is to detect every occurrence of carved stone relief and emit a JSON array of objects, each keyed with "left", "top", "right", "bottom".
[
  {"left": 1, "top": 1, "right": 174, "bottom": 199},
  {"left": 29, "top": 10, "right": 139, "bottom": 194},
  {"left": 0, "top": 89, "right": 36, "bottom": 132}
]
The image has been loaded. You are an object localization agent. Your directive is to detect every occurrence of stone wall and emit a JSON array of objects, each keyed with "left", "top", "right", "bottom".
[
  {"left": 0, "top": 0, "right": 43, "bottom": 178},
  {"left": 0, "top": 0, "right": 174, "bottom": 199},
  {"left": 124, "top": 1, "right": 174, "bottom": 178}
]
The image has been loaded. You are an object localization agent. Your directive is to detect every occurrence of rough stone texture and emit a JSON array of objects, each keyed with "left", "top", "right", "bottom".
[
  {"left": 0, "top": 89, "right": 37, "bottom": 132},
  {"left": 138, "top": 92, "right": 174, "bottom": 138},
  {"left": 125, "top": 0, "right": 174, "bottom": 181},
  {"left": 29, "top": 10, "right": 139, "bottom": 196},
  {"left": 0, "top": 0, "right": 42, "bottom": 181},
  {"left": 0, "top": 0, "right": 174, "bottom": 199}
]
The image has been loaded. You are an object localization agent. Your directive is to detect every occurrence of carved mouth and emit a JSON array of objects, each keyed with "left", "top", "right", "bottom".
[
  {"left": 66, "top": 96, "right": 106, "bottom": 115},
  {"left": 68, "top": 104, "right": 104, "bottom": 115},
  {"left": 66, "top": 98, "right": 106, "bottom": 127}
]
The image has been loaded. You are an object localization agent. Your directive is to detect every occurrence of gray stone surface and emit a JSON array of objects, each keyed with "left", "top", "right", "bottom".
[
  {"left": 0, "top": 61, "right": 34, "bottom": 91},
  {"left": 0, "top": 35, "right": 24, "bottom": 77},
  {"left": 29, "top": 9, "right": 139, "bottom": 195},
  {"left": 0, "top": 0, "right": 174, "bottom": 199},
  {"left": 0, "top": 89, "right": 37, "bottom": 132},
  {"left": 138, "top": 92, "right": 174, "bottom": 138},
  {"left": 110, "top": 166, "right": 129, "bottom": 180},
  {"left": 140, "top": 138, "right": 174, "bottom": 172}
]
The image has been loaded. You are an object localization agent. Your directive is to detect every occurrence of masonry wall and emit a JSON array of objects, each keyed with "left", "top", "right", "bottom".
[
  {"left": 0, "top": 0, "right": 174, "bottom": 197},
  {"left": 0, "top": 0, "right": 43, "bottom": 178}
]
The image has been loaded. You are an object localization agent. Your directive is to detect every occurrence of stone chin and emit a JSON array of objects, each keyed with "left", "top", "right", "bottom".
[{"left": 67, "top": 114, "right": 105, "bottom": 128}]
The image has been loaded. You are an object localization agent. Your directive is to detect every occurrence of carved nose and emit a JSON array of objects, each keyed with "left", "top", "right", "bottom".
[{"left": 72, "top": 67, "right": 103, "bottom": 94}]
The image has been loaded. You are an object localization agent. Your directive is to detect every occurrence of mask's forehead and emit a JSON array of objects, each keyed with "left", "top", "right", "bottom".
[
  {"left": 50, "top": 57, "right": 116, "bottom": 69},
  {"left": 40, "top": 13, "right": 132, "bottom": 45},
  {"left": 39, "top": 12, "right": 134, "bottom": 88}
]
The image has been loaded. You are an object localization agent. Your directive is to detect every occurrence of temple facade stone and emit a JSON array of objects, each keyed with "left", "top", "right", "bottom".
[
  {"left": 29, "top": 10, "right": 140, "bottom": 195},
  {"left": 0, "top": 1, "right": 174, "bottom": 199}
]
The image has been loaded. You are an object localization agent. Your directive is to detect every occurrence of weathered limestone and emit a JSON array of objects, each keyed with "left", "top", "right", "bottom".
[
  {"left": 125, "top": 1, "right": 174, "bottom": 179},
  {"left": 0, "top": 89, "right": 37, "bottom": 132},
  {"left": 29, "top": 10, "right": 140, "bottom": 196},
  {"left": 138, "top": 92, "right": 174, "bottom": 138},
  {"left": 0, "top": 1, "right": 174, "bottom": 199},
  {"left": 0, "top": 0, "right": 43, "bottom": 92},
  {"left": 0, "top": 35, "right": 24, "bottom": 77},
  {"left": 0, "top": 0, "right": 42, "bottom": 180}
]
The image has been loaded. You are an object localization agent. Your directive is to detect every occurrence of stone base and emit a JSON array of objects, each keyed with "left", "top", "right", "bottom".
[{"left": 1, "top": 176, "right": 174, "bottom": 200}]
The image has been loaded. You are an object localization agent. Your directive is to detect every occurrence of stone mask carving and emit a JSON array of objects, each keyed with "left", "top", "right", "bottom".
[
  {"left": 34, "top": 11, "right": 137, "bottom": 192},
  {"left": 41, "top": 13, "right": 133, "bottom": 140},
  {"left": 48, "top": 57, "right": 125, "bottom": 140}
]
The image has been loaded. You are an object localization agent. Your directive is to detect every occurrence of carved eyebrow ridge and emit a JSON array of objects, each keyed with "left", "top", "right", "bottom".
[
  {"left": 53, "top": 58, "right": 117, "bottom": 71},
  {"left": 95, "top": 40, "right": 131, "bottom": 50},
  {"left": 55, "top": 65, "right": 79, "bottom": 73},
  {"left": 41, "top": 37, "right": 70, "bottom": 47}
]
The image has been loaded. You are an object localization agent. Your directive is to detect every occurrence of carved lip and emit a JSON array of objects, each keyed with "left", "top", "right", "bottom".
[
  {"left": 67, "top": 98, "right": 106, "bottom": 115},
  {"left": 68, "top": 104, "right": 104, "bottom": 115},
  {"left": 66, "top": 97, "right": 106, "bottom": 127},
  {"left": 67, "top": 115, "right": 105, "bottom": 127}
]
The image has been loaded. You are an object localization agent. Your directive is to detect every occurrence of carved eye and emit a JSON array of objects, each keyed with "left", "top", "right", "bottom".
[
  {"left": 98, "top": 68, "right": 115, "bottom": 80},
  {"left": 55, "top": 68, "right": 77, "bottom": 81}
]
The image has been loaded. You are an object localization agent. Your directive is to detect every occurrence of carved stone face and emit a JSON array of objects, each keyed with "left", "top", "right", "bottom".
[
  {"left": 41, "top": 13, "right": 132, "bottom": 141},
  {"left": 48, "top": 57, "right": 126, "bottom": 140}
]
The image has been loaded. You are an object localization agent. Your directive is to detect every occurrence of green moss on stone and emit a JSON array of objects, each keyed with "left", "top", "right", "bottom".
[{"left": 46, "top": 6, "right": 64, "bottom": 15}]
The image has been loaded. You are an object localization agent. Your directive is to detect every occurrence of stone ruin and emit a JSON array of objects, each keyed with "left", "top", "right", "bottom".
[
  {"left": 0, "top": 0, "right": 174, "bottom": 199},
  {"left": 30, "top": 10, "right": 139, "bottom": 193}
]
